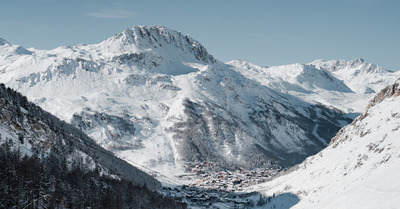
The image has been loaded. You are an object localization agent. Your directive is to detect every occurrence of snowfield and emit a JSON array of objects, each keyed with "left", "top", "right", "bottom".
[
  {"left": 247, "top": 83, "right": 400, "bottom": 209},
  {"left": 228, "top": 58, "right": 400, "bottom": 114}
]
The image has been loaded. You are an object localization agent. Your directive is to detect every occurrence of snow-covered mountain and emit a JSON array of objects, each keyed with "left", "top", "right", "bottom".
[
  {"left": 248, "top": 82, "right": 400, "bottom": 209},
  {"left": 0, "top": 38, "right": 32, "bottom": 55},
  {"left": 228, "top": 58, "right": 400, "bottom": 114},
  {"left": 0, "top": 25, "right": 349, "bottom": 177},
  {"left": 311, "top": 58, "right": 399, "bottom": 94},
  {"left": 0, "top": 83, "right": 161, "bottom": 190},
  {"left": 228, "top": 59, "right": 352, "bottom": 93},
  {"left": 0, "top": 84, "right": 191, "bottom": 208}
]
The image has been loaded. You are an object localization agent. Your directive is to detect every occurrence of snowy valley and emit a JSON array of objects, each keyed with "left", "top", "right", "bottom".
[{"left": 1, "top": 25, "right": 399, "bottom": 208}]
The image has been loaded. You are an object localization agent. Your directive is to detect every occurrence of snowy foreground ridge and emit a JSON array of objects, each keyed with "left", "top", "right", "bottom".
[{"left": 248, "top": 82, "right": 400, "bottom": 209}]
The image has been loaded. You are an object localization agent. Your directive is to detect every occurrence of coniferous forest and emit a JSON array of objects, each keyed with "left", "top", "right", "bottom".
[
  {"left": 0, "top": 83, "right": 186, "bottom": 209},
  {"left": 0, "top": 142, "right": 186, "bottom": 209}
]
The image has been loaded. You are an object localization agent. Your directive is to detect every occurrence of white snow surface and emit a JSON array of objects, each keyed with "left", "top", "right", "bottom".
[
  {"left": 247, "top": 91, "right": 400, "bottom": 209},
  {"left": 310, "top": 58, "right": 399, "bottom": 94},
  {"left": 0, "top": 25, "right": 396, "bottom": 184},
  {"left": 0, "top": 25, "right": 215, "bottom": 177},
  {"left": 228, "top": 59, "right": 400, "bottom": 114}
]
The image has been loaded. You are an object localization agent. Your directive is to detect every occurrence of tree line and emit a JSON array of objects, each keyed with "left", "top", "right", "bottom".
[{"left": 0, "top": 140, "right": 186, "bottom": 209}]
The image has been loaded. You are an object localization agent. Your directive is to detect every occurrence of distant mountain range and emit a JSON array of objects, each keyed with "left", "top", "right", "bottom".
[
  {"left": 1, "top": 25, "right": 398, "bottom": 179},
  {"left": 229, "top": 58, "right": 400, "bottom": 113}
]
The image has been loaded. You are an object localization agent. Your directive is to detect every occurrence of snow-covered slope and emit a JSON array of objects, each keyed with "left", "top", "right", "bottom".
[
  {"left": 0, "top": 83, "right": 161, "bottom": 191},
  {"left": 0, "top": 84, "right": 191, "bottom": 208},
  {"left": 248, "top": 82, "right": 400, "bottom": 209},
  {"left": 228, "top": 58, "right": 399, "bottom": 114},
  {"left": 0, "top": 26, "right": 349, "bottom": 177},
  {"left": 0, "top": 38, "right": 32, "bottom": 69},
  {"left": 0, "top": 38, "right": 32, "bottom": 56},
  {"left": 311, "top": 58, "right": 399, "bottom": 94},
  {"left": 228, "top": 59, "right": 352, "bottom": 93}
]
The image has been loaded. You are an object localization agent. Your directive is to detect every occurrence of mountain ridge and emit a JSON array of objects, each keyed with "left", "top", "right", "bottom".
[{"left": 228, "top": 58, "right": 400, "bottom": 115}]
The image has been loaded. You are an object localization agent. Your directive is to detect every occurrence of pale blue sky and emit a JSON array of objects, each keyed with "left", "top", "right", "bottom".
[{"left": 1, "top": 0, "right": 399, "bottom": 70}]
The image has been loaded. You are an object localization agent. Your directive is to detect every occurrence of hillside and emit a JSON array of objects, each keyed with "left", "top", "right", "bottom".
[
  {"left": 0, "top": 83, "right": 186, "bottom": 208},
  {"left": 247, "top": 82, "right": 400, "bottom": 209}
]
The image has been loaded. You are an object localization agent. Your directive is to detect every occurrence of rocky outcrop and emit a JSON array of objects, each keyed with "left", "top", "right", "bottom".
[
  {"left": 330, "top": 82, "right": 400, "bottom": 146},
  {"left": 367, "top": 82, "right": 400, "bottom": 110}
]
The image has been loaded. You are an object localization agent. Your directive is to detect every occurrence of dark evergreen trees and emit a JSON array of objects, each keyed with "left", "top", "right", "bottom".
[
  {"left": 0, "top": 83, "right": 186, "bottom": 208},
  {"left": 0, "top": 143, "right": 187, "bottom": 209}
]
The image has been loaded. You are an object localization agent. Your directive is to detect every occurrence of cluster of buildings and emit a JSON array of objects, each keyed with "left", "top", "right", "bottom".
[
  {"left": 163, "top": 184, "right": 258, "bottom": 208},
  {"left": 163, "top": 162, "right": 286, "bottom": 208},
  {"left": 186, "top": 163, "right": 285, "bottom": 192}
]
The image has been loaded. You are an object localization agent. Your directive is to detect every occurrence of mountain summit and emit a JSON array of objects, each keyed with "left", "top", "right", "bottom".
[
  {"left": 0, "top": 38, "right": 32, "bottom": 56},
  {"left": 99, "top": 25, "right": 216, "bottom": 64},
  {"left": 310, "top": 58, "right": 398, "bottom": 94},
  {"left": 0, "top": 38, "right": 10, "bottom": 46}
]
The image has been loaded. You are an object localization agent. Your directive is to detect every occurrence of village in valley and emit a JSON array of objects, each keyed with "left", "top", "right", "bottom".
[{"left": 163, "top": 162, "right": 286, "bottom": 208}]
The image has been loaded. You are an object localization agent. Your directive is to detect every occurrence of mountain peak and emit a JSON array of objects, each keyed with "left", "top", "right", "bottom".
[
  {"left": 309, "top": 58, "right": 397, "bottom": 94},
  {"left": 101, "top": 25, "right": 216, "bottom": 64},
  {"left": 0, "top": 38, "right": 32, "bottom": 55},
  {"left": 355, "top": 57, "right": 365, "bottom": 62},
  {"left": 310, "top": 58, "right": 388, "bottom": 74},
  {"left": 0, "top": 38, "right": 10, "bottom": 46},
  {"left": 349, "top": 57, "right": 365, "bottom": 67},
  {"left": 227, "top": 59, "right": 268, "bottom": 71},
  {"left": 114, "top": 25, "right": 179, "bottom": 46}
]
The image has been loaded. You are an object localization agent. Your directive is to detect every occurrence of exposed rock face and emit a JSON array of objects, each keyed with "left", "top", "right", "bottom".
[
  {"left": 170, "top": 97, "right": 347, "bottom": 169},
  {"left": 71, "top": 110, "right": 141, "bottom": 150},
  {"left": 330, "top": 82, "right": 400, "bottom": 145},
  {"left": 103, "top": 25, "right": 217, "bottom": 65},
  {"left": 367, "top": 82, "right": 400, "bottom": 110}
]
